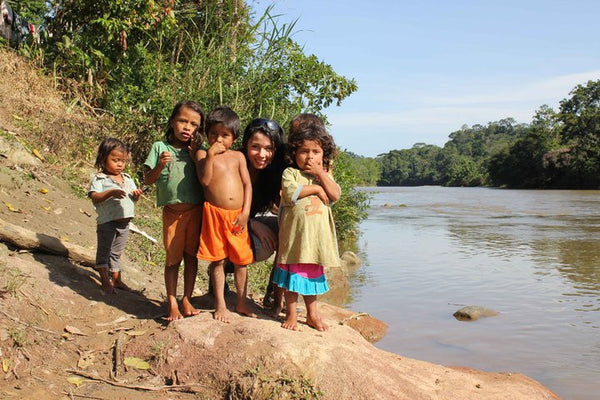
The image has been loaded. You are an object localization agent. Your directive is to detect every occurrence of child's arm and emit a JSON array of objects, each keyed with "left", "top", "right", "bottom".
[
  {"left": 314, "top": 170, "right": 341, "bottom": 202},
  {"left": 144, "top": 151, "right": 171, "bottom": 185},
  {"left": 297, "top": 185, "right": 329, "bottom": 205},
  {"left": 89, "top": 189, "right": 127, "bottom": 204},
  {"left": 303, "top": 159, "right": 341, "bottom": 203},
  {"left": 197, "top": 142, "right": 226, "bottom": 187},
  {"left": 233, "top": 152, "right": 253, "bottom": 231}
]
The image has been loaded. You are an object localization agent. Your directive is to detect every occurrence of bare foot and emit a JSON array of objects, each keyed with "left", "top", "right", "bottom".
[
  {"left": 99, "top": 270, "right": 115, "bottom": 294},
  {"left": 213, "top": 307, "right": 231, "bottom": 323},
  {"left": 166, "top": 302, "right": 183, "bottom": 322},
  {"left": 281, "top": 315, "right": 298, "bottom": 330},
  {"left": 113, "top": 280, "right": 131, "bottom": 291},
  {"left": 181, "top": 297, "right": 200, "bottom": 317},
  {"left": 235, "top": 302, "right": 258, "bottom": 318},
  {"left": 307, "top": 315, "right": 329, "bottom": 332},
  {"left": 270, "top": 303, "right": 283, "bottom": 319},
  {"left": 101, "top": 280, "right": 116, "bottom": 295}
]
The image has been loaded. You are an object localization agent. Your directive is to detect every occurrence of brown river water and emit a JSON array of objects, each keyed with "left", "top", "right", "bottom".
[{"left": 343, "top": 186, "right": 599, "bottom": 400}]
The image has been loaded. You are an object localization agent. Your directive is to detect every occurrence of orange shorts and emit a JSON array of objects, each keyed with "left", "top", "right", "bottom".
[
  {"left": 197, "top": 202, "right": 254, "bottom": 266},
  {"left": 162, "top": 204, "right": 202, "bottom": 266}
]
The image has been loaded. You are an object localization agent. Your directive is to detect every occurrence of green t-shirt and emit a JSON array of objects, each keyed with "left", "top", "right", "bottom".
[{"left": 144, "top": 141, "right": 204, "bottom": 207}]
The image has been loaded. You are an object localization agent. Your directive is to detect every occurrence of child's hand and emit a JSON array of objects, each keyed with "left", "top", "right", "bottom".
[
  {"left": 232, "top": 213, "right": 248, "bottom": 235},
  {"left": 207, "top": 142, "right": 227, "bottom": 157},
  {"left": 316, "top": 186, "right": 329, "bottom": 206},
  {"left": 111, "top": 188, "right": 127, "bottom": 199},
  {"left": 159, "top": 151, "right": 172, "bottom": 167},
  {"left": 130, "top": 188, "right": 143, "bottom": 201},
  {"left": 304, "top": 159, "right": 324, "bottom": 177}
]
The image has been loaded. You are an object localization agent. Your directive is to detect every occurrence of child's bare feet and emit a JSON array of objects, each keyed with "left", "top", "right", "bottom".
[
  {"left": 306, "top": 314, "right": 329, "bottom": 332},
  {"left": 181, "top": 296, "right": 200, "bottom": 317},
  {"left": 270, "top": 303, "right": 283, "bottom": 318},
  {"left": 111, "top": 272, "right": 131, "bottom": 291},
  {"left": 213, "top": 306, "right": 231, "bottom": 323},
  {"left": 99, "top": 269, "right": 115, "bottom": 294},
  {"left": 235, "top": 301, "right": 257, "bottom": 318},
  {"left": 166, "top": 299, "right": 183, "bottom": 322},
  {"left": 281, "top": 315, "right": 298, "bottom": 330},
  {"left": 113, "top": 280, "right": 131, "bottom": 291},
  {"left": 101, "top": 280, "right": 116, "bottom": 295}
]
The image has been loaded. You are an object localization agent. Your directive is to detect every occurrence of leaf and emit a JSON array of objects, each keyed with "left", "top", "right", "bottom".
[
  {"left": 2, "top": 358, "right": 12, "bottom": 373},
  {"left": 67, "top": 376, "right": 84, "bottom": 387},
  {"left": 125, "top": 330, "right": 147, "bottom": 337},
  {"left": 2, "top": 200, "right": 20, "bottom": 213},
  {"left": 32, "top": 149, "right": 44, "bottom": 161},
  {"left": 39, "top": 188, "right": 49, "bottom": 194},
  {"left": 124, "top": 357, "right": 150, "bottom": 370},
  {"left": 41, "top": 206, "right": 51, "bottom": 211}
]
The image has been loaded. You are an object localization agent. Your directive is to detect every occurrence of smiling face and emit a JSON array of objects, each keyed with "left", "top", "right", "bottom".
[
  {"left": 170, "top": 106, "right": 202, "bottom": 146},
  {"left": 245, "top": 131, "right": 275, "bottom": 171},
  {"left": 294, "top": 139, "right": 323, "bottom": 171},
  {"left": 103, "top": 149, "right": 128, "bottom": 175}
]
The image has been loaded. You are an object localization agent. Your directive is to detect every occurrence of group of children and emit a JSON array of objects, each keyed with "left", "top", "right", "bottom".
[{"left": 88, "top": 101, "right": 340, "bottom": 331}]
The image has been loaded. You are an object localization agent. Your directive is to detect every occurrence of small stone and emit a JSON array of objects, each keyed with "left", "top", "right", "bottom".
[{"left": 453, "top": 306, "right": 498, "bottom": 321}]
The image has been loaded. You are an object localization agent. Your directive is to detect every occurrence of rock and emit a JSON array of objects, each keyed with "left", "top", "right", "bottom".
[
  {"left": 453, "top": 306, "right": 498, "bottom": 321},
  {"left": 130, "top": 307, "right": 558, "bottom": 400},
  {"left": 340, "top": 250, "right": 361, "bottom": 268},
  {"left": 0, "top": 135, "right": 41, "bottom": 166}
]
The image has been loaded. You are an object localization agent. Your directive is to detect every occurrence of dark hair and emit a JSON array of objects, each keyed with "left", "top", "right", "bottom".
[
  {"left": 242, "top": 118, "right": 287, "bottom": 215},
  {"left": 206, "top": 106, "right": 241, "bottom": 139},
  {"left": 165, "top": 100, "right": 205, "bottom": 144},
  {"left": 290, "top": 113, "right": 325, "bottom": 132},
  {"left": 287, "top": 114, "right": 338, "bottom": 170},
  {"left": 95, "top": 137, "right": 129, "bottom": 170}
]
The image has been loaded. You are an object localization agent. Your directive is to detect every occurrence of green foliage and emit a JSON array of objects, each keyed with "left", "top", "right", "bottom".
[
  {"left": 377, "top": 143, "right": 441, "bottom": 186},
  {"left": 332, "top": 151, "right": 370, "bottom": 240},
  {"left": 341, "top": 151, "right": 380, "bottom": 186},
  {"left": 557, "top": 80, "right": 600, "bottom": 188}
]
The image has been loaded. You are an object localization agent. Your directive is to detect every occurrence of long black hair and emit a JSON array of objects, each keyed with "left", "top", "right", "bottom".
[{"left": 242, "top": 118, "right": 286, "bottom": 216}]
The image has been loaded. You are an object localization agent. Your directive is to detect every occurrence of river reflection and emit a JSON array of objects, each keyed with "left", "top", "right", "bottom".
[{"left": 346, "top": 187, "right": 600, "bottom": 400}]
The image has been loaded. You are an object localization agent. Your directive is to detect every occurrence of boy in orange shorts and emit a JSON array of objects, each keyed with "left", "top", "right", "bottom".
[{"left": 195, "top": 106, "right": 256, "bottom": 322}]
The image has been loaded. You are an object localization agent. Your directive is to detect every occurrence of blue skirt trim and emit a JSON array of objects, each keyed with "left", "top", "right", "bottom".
[{"left": 273, "top": 264, "right": 329, "bottom": 296}]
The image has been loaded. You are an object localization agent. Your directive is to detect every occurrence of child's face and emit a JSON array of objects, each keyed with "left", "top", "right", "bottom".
[
  {"left": 295, "top": 139, "right": 323, "bottom": 171},
  {"left": 104, "top": 149, "right": 127, "bottom": 175},
  {"left": 207, "top": 123, "right": 235, "bottom": 150},
  {"left": 171, "top": 106, "right": 202, "bottom": 146}
]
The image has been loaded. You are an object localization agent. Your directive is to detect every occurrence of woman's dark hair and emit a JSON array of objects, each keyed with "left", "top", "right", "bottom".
[
  {"left": 242, "top": 118, "right": 286, "bottom": 216},
  {"left": 165, "top": 100, "right": 205, "bottom": 144},
  {"left": 206, "top": 106, "right": 241, "bottom": 139},
  {"left": 95, "top": 137, "right": 129, "bottom": 170},
  {"left": 287, "top": 115, "right": 337, "bottom": 170}
]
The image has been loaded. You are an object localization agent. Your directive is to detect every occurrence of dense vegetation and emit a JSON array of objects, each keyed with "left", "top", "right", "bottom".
[
  {"left": 376, "top": 80, "right": 600, "bottom": 189},
  {"left": 8, "top": 0, "right": 367, "bottom": 239}
]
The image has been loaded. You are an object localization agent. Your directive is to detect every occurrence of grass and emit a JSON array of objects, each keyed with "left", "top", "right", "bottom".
[{"left": 3, "top": 268, "right": 27, "bottom": 296}]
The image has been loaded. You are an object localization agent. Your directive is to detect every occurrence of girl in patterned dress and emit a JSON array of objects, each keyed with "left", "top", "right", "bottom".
[{"left": 273, "top": 115, "right": 340, "bottom": 331}]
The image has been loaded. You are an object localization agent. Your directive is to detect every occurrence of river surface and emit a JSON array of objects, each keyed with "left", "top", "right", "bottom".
[{"left": 344, "top": 186, "right": 600, "bottom": 400}]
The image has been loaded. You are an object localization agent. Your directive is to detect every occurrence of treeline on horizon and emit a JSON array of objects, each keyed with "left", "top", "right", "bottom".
[
  {"left": 4, "top": 0, "right": 368, "bottom": 239},
  {"left": 347, "top": 80, "right": 600, "bottom": 189}
]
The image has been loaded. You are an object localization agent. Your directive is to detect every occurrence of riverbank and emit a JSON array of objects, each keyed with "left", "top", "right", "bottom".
[{"left": 0, "top": 152, "right": 560, "bottom": 399}]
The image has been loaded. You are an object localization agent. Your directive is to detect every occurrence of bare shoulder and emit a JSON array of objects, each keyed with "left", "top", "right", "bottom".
[{"left": 195, "top": 149, "right": 207, "bottom": 163}]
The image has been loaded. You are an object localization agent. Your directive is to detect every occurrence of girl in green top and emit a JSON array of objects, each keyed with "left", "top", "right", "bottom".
[{"left": 143, "top": 100, "right": 205, "bottom": 322}]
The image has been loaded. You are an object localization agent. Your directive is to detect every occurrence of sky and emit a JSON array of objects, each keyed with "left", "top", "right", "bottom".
[{"left": 251, "top": 0, "right": 600, "bottom": 157}]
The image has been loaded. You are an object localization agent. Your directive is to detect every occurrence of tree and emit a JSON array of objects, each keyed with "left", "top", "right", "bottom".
[{"left": 557, "top": 80, "right": 600, "bottom": 188}]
